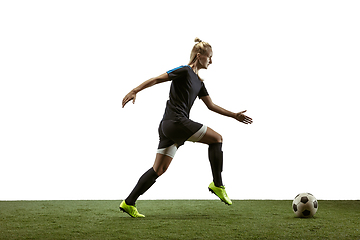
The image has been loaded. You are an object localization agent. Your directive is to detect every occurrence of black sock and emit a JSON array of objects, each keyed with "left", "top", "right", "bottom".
[
  {"left": 208, "top": 143, "right": 223, "bottom": 187},
  {"left": 125, "top": 167, "right": 159, "bottom": 206}
]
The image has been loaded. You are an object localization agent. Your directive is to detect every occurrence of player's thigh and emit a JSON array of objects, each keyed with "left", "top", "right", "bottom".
[{"left": 198, "top": 127, "right": 222, "bottom": 145}]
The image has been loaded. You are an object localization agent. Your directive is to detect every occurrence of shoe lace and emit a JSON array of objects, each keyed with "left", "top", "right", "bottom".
[{"left": 131, "top": 207, "right": 139, "bottom": 215}]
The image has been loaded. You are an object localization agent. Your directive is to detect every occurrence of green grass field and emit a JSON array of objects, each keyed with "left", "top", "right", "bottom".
[{"left": 0, "top": 200, "right": 359, "bottom": 239}]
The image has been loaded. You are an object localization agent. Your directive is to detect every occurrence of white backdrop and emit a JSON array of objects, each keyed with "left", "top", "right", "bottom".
[{"left": 1, "top": 0, "right": 359, "bottom": 200}]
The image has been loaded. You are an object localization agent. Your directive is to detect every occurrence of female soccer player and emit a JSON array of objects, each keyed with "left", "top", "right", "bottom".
[{"left": 120, "top": 38, "right": 252, "bottom": 218}]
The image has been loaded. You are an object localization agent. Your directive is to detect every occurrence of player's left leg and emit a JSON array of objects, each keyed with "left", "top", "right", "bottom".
[
  {"left": 120, "top": 150, "right": 175, "bottom": 218},
  {"left": 120, "top": 164, "right": 159, "bottom": 218},
  {"left": 153, "top": 153, "right": 174, "bottom": 176},
  {"left": 124, "top": 153, "right": 174, "bottom": 205}
]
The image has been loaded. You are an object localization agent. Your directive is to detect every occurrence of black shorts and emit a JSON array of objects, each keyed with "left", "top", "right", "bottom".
[{"left": 158, "top": 117, "right": 203, "bottom": 149}]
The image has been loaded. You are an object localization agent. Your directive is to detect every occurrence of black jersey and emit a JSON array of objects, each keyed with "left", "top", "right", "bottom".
[
  {"left": 163, "top": 65, "right": 209, "bottom": 121},
  {"left": 158, "top": 65, "right": 209, "bottom": 149}
]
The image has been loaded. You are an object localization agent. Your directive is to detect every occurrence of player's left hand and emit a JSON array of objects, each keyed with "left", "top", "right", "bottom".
[
  {"left": 235, "top": 110, "right": 253, "bottom": 124},
  {"left": 122, "top": 90, "right": 136, "bottom": 108}
]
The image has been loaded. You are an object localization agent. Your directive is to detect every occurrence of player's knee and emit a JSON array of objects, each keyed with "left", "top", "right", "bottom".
[
  {"left": 217, "top": 134, "right": 223, "bottom": 143},
  {"left": 154, "top": 164, "right": 169, "bottom": 176},
  {"left": 213, "top": 133, "right": 223, "bottom": 143},
  {"left": 154, "top": 150, "right": 175, "bottom": 176},
  {"left": 156, "top": 166, "right": 168, "bottom": 176},
  {"left": 204, "top": 133, "right": 222, "bottom": 145}
]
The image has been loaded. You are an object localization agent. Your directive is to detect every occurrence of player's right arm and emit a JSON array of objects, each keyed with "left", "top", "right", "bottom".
[{"left": 122, "top": 73, "right": 170, "bottom": 108}]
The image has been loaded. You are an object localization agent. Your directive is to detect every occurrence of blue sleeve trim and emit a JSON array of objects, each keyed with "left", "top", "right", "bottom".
[{"left": 167, "top": 65, "right": 187, "bottom": 74}]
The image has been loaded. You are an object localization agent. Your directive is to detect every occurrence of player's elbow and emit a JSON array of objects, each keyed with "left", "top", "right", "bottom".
[
  {"left": 153, "top": 77, "right": 161, "bottom": 84},
  {"left": 207, "top": 103, "right": 216, "bottom": 112}
]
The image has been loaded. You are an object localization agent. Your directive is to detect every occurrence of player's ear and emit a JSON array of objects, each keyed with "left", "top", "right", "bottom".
[{"left": 196, "top": 52, "right": 201, "bottom": 60}]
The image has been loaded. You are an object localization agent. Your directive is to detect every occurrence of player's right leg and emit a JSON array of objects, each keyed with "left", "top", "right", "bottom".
[
  {"left": 194, "top": 126, "right": 232, "bottom": 205},
  {"left": 197, "top": 127, "right": 224, "bottom": 188},
  {"left": 197, "top": 126, "right": 223, "bottom": 145}
]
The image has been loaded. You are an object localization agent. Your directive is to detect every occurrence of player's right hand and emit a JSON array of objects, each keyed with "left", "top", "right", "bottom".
[
  {"left": 234, "top": 110, "right": 253, "bottom": 124},
  {"left": 122, "top": 90, "right": 136, "bottom": 108}
]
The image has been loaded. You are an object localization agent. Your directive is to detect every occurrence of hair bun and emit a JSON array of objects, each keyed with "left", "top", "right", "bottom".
[{"left": 194, "top": 37, "right": 202, "bottom": 43}]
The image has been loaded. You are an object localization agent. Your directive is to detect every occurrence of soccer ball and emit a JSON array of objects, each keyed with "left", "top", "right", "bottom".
[{"left": 292, "top": 193, "right": 318, "bottom": 218}]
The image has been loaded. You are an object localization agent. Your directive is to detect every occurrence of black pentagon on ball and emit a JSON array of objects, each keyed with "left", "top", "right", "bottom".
[
  {"left": 301, "top": 196, "right": 309, "bottom": 204},
  {"left": 293, "top": 204, "right": 298, "bottom": 212},
  {"left": 313, "top": 201, "right": 318, "bottom": 208},
  {"left": 302, "top": 210, "right": 311, "bottom": 216}
]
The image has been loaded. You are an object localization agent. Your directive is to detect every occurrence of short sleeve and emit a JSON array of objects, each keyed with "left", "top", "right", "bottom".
[
  {"left": 198, "top": 82, "right": 209, "bottom": 98},
  {"left": 167, "top": 66, "right": 188, "bottom": 81}
]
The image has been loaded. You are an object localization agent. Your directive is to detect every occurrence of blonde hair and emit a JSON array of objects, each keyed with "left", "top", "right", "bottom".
[{"left": 188, "top": 37, "right": 212, "bottom": 65}]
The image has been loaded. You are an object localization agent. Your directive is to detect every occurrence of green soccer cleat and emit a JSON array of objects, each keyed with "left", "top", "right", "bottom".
[
  {"left": 208, "top": 182, "right": 232, "bottom": 205},
  {"left": 119, "top": 200, "right": 145, "bottom": 218}
]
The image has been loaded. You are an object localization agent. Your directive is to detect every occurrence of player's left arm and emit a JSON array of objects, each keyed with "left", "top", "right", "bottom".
[{"left": 200, "top": 95, "right": 253, "bottom": 124}]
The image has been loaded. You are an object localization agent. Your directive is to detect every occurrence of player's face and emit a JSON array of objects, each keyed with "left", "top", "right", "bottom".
[{"left": 198, "top": 48, "right": 213, "bottom": 69}]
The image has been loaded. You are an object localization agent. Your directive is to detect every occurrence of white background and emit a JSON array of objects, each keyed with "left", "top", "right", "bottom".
[{"left": 1, "top": 0, "right": 359, "bottom": 200}]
